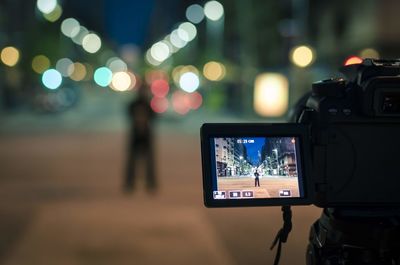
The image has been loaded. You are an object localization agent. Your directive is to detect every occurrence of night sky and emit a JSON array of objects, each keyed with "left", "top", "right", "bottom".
[{"left": 241, "top": 137, "right": 265, "bottom": 166}]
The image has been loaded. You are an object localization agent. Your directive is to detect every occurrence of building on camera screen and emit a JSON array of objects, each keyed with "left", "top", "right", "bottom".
[{"left": 211, "top": 137, "right": 303, "bottom": 200}]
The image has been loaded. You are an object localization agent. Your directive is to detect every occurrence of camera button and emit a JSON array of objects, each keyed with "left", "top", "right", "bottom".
[
  {"left": 342, "top": 108, "right": 352, "bottom": 116},
  {"left": 328, "top": 108, "right": 338, "bottom": 115}
]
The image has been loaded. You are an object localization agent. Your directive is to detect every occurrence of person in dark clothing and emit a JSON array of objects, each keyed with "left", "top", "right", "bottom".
[
  {"left": 125, "top": 84, "right": 156, "bottom": 193},
  {"left": 254, "top": 170, "right": 260, "bottom": 187}
]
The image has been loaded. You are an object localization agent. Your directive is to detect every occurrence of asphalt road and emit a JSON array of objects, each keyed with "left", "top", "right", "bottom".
[{"left": 0, "top": 130, "right": 321, "bottom": 265}]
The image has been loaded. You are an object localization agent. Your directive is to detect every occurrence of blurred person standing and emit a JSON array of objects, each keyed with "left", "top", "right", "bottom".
[{"left": 125, "top": 84, "right": 156, "bottom": 193}]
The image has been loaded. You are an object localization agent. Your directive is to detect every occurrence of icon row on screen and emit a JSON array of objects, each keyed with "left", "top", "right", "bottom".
[{"left": 213, "top": 190, "right": 254, "bottom": 199}]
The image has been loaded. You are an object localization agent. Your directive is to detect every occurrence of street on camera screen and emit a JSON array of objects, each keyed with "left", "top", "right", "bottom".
[{"left": 210, "top": 137, "right": 304, "bottom": 200}]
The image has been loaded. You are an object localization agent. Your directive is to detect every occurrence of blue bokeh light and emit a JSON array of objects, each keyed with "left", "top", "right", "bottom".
[
  {"left": 94, "top": 67, "right": 112, "bottom": 87},
  {"left": 42, "top": 69, "right": 62, "bottom": 89}
]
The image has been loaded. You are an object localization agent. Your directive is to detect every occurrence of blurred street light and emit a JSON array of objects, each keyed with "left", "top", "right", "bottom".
[
  {"left": 290, "top": 45, "right": 315, "bottom": 67},
  {"left": 150, "top": 41, "right": 170, "bottom": 62},
  {"left": 1, "top": 46, "right": 20, "bottom": 67},
  {"left": 82, "top": 33, "right": 102, "bottom": 53},
  {"left": 254, "top": 73, "right": 289, "bottom": 117},
  {"left": 204, "top": 1, "right": 224, "bottom": 21},
  {"left": 151, "top": 97, "right": 169, "bottom": 113},
  {"left": 344, "top": 56, "right": 363, "bottom": 66},
  {"left": 70, "top": 63, "right": 86, "bottom": 81},
  {"left": 43, "top": 4, "right": 62, "bottom": 22},
  {"left": 179, "top": 72, "right": 200, "bottom": 93},
  {"left": 203, "top": 61, "right": 226, "bottom": 81},
  {"left": 72, "top": 26, "right": 89, "bottom": 45},
  {"left": 36, "top": 0, "right": 57, "bottom": 14},
  {"left": 61, "top": 18, "right": 80, "bottom": 38},
  {"left": 111, "top": 71, "right": 132, "bottom": 92},
  {"left": 359, "top": 48, "right": 379, "bottom": 59},
  {"left": 178, "top": 22, "right": 197, "bottom": 42},
  {"left": 94, "top": 67, "right": 112, "bottom": 87},
  {"left": 151, "top": 79, "right": 169, "bottom": 98},
  {"left": 56, "top": 58, "right": 74, "bottom": 77},
  {"left": 186, "top": 4, "right": 205, "bottom": 24},
  {"left": 42, "top": 69, "right": 62, "bottom": 89},
  {"left": 32, "top": 55, "right": 50, "bottom": 73}
]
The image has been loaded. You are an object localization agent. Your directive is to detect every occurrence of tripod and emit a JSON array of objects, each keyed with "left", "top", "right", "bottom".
[{"left": 306, "top": 208, "right": 400, "bottom": 265}]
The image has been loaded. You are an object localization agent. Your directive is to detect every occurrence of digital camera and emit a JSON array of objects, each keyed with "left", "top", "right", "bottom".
[{"left": 201, "top": 59, "right": 400, "bottom": 208}]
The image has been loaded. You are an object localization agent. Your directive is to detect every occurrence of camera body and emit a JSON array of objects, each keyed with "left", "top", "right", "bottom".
[
  {"left": 301, "top": 59, "right": 400, "bottom": 207},
  {"left": 201, "top": 59, "right": 400, "bottom": 208}
]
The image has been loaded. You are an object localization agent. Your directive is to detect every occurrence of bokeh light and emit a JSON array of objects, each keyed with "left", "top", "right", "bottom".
[
  {"left": 70, "top": 62, "right": 86, "bottom": 81},
  {"left": 187, "top": 92, "right": 203, "bottom": 110},
  {"left": 151, "top": 97, "right": 169, "bottom": 113},
  {"left": 172, "top": 91, "right": 191, "bottom": 115},
  {"left": 178, "top": 22, "right": 197, "bottom": 42},
  {"left": 186, "top": 4, "right": 205, "bottom": 24},
  {"left": 344, "top": 56, "right": 363, "bottom": 66},
  {"left": 170, "top": 30, "right": 188, "bottom": 49},
  {"left": 203, "top": 61, "right": 226, "bottom": 81},
  {"left": 36, "top": 0, "right": 57, "bottom": 14},
  {"left": 43, "top": 4, "right": 62, "bottom": 22},
  {"left": 82, "top": 33, "right": 102, "bottom": 53},
  {"left": 111, "top": 71, "right": 132, "bottom": 92},
  {"left": 179, "top": 72, "right": 200, "bottom": 93},
  {"left": 254, "top": 73, "right": 288, "bottom": 117},
  {"left": 32, "top": 55, "right": 50, "bottom": 74},
  {"left": 107, "top": 57, "right": 128, "bottom": 73},
  {"left": 61, "top": 18, "right": 80, "bottom": 38},
  {"left": 290, "top": 45, "right": 314, "bottom": 67},
  {"left": 204, "top": 1, "right": 224, "bottom": 21},
  {"left": 94, "top": 67, "right": 112, "bottom": 87},
  {"left": 42, "top": 69, "right": 62, "bottom": 90},
  {"left": 145, "top": 70, "right": 168, "bottom": 85},
  {"left": 72, "top": 26, "right": 89, "bottom": 45},
  {"left": 359, "top": 48, "right": 379, "bottom": 59},
  {"left": 1, "top": 46, "right": 20, "bottom": 67},
  {"left": 150, "top": 41, "right": 170, "bottom": 62},
  {"left": 145, "top": 50, "right": 161, "bottom": 66},
  {"left": 56, "top": 58, "right": 74, "bottom": 77},
  {"left": 151, "top": 79, "right": 169, "bottom": 98}
]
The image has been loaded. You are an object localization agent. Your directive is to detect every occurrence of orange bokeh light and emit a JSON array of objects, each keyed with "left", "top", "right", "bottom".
[{"left": 344, "top": 56, "right": 363, "bottom": 66}]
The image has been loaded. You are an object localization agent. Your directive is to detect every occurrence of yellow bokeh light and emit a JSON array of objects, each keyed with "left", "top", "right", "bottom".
[
  {"left": 359, "top": 48, "right": 379, "bottom": 59},
  {"left": 43, "top": 4, "right": 62, "bottom": 22},
  {"left": 1, "top": 46, "right": 20, "bottom": 67},
  {"left": 32, "top": 55, "right": 50, "bottom": 74},
  {"left": 70, "top": 62, "right": 87, "bottom": 81},
  {"left": 254, "top": 73, "right": 288, "bottom": 117},
  {"left": 111, "top": 71, "right": 132, "bottom": 92},
  {"left": 290, "top": 45, "right": 314, "bottom": 67},
  {"left": 203, "top": 61, "right": 226, "bottom": 81}
]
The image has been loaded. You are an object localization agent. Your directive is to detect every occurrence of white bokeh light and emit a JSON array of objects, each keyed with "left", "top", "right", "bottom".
[
  {"left": 150, "top": 41, "right": 170, "bottom": 62},
  {"left": 61, "top": 18, "right": 80, "bottom": 38},
  {"left": 178, "top": 22, "right": 197, "bottom": 42},
  {"left": 82, "top": 33, "right": 102, "bottom": 53},
  {"left": 179, "top": 72, "right": 200, "bottom": 93},
  {"left": 204, "top": 1, "right": 224, "bottom": 21},
  {"left": 37, "top": 0, "right": 57, "bottom": 14},
  {"left": 170, "top": 30, "right": 188, "bottom": 49}
]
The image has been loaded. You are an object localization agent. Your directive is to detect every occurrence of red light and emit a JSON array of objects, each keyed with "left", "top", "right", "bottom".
[
  {"left": 344, "top": 56, "right": 363, "bottom": 66},
  {"left": 150, "top": 97, "right": 169, "bottom": 113},
  {"left": 145, "top": 70, "right": 168, "bottom": 85},
  {"left": 188, "top": 92, "right": 203, "bottom": 110},
  {"left": 172, "top": 91, "right": 190, "bottom": 115},
  {"left": 151, "top": 79, "right": 169, "bottom": 98}
]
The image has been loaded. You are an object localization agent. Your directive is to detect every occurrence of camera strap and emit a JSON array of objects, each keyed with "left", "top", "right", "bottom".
[{"left": 270, "top": 206, "right": 292, "bottom": 265}]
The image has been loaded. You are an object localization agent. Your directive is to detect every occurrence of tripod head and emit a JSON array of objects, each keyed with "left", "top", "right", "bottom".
[{"left": 307, "top": 208, "right": 400, "bottom": 265}]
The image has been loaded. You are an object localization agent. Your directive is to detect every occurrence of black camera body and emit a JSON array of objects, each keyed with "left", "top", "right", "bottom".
[
  {"left": 201, "top": 59, "right": 400, "bottom": 208},
  {"left": 300, "top": 59, "right": 400, "bottom": 207}
]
